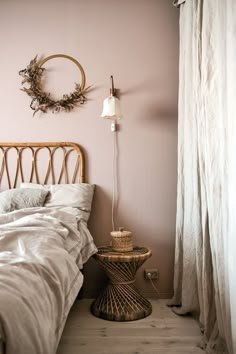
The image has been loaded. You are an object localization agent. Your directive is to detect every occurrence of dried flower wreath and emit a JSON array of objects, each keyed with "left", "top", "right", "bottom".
[{"left": 19, "top": 54, "right": 91, "bottom": 116}]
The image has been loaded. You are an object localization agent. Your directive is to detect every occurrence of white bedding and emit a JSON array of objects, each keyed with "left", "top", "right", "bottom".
[{"left": 0, "top": 207, "right": 96, "bottom": 354}]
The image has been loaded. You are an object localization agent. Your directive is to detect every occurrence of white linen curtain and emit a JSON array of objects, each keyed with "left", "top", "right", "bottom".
[{"left": 170, "top": 1, "right": 236, "bottom": 354}]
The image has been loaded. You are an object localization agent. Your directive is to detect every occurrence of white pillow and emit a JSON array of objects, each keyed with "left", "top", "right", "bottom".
[
  {"left": 0, "top": 188, "right": 49, "bottom": 214},
  {"left": 20, "top": 183, "right": 95, "bottom": 219}
]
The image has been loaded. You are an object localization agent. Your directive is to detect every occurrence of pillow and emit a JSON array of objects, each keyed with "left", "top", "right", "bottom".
[
  {"left": 20, "top": 183, "right": 95, "bottom": 220},
  {"left": 0, "top": 188, "right": 49, "bottom": 214}
]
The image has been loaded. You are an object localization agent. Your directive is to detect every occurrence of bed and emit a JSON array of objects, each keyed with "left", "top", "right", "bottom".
[{"left": 0, "top": 142, "right": 97, "bottom": 354}]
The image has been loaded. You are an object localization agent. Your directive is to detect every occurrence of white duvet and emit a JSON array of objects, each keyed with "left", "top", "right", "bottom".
[{"left": 0, "top": 207, "right": 92, "bottom": 354}]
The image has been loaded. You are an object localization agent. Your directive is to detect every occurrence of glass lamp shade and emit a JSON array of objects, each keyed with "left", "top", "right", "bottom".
[{"left": 101, "top": 95, "right": 122, "bottom": 120}]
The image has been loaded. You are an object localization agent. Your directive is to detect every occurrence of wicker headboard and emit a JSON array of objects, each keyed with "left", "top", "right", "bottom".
[{"left": 0, "top": 142, "right": 85, "bottom": 190}]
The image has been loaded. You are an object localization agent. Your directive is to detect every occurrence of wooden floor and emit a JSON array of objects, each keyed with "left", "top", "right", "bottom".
[{"left": 57, "top": 299, "right": 204, "bottom": 354}]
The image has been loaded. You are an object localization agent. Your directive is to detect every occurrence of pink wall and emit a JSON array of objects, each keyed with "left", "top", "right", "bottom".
[{"left": 0, "top": 0, "right": 179, "bottom": 298}]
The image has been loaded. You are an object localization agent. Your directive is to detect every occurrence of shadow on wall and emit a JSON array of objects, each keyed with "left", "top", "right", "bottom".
[
  {"left": 121, "top": 78, "right": 178, "bottom": 127},
  {"left": 142, "top": 102, "right": 178, "bottom": 126},
  {"left": 88, "top": 185, "right": 113, "bottom": 244},
  {"left": 83, "top": 185, "right": 112, "bottom": 298}
]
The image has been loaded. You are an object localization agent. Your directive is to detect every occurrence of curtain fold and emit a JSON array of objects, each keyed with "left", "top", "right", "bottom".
[{"left": 170, "top": 1, "right": 236, "bottom": 353}]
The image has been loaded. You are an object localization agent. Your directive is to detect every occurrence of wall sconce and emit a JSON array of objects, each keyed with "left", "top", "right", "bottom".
[
  {"left": 101, "top": 75, "right": 122, "bottom": 231},
  {"left": 101, "top": 75, "right": 122, "bottom": 131}
]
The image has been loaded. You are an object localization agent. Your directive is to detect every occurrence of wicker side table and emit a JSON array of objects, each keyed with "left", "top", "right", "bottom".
[{"left": 91, "top": 246, "right": 152, "bottom": 321}]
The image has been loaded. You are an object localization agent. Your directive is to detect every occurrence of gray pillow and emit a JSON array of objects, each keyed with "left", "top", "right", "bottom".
[{"left": 0, "top": 188, "right": 49, "bottom": 214}]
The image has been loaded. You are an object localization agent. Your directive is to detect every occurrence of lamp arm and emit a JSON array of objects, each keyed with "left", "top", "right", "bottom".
[{"left": 110, "top": 75, "right": 115, "bottom": 96}]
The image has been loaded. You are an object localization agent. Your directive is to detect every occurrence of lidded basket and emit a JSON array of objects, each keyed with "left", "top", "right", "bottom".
[{"left": 110, "top": 227, "right": 133, "bottom": 252}]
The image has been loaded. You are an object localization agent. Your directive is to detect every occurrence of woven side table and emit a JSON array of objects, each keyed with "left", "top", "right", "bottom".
[{"left": 91, "top": 246, "right": 152, "bottom": 321}]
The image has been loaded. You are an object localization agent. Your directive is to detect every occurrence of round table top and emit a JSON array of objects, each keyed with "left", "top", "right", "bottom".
[{"left": 93, "top": 246, "right": 152, "bottom": 262}]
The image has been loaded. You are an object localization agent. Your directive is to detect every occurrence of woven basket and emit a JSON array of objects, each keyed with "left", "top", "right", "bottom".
[{"left": 111, "top": 227, "right": 133, "bottom": 252}]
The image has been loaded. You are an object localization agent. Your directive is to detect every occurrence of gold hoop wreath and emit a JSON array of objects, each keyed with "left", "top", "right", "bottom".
[{"left": 19, "top": 54, "right": 91, "bottom": 116}]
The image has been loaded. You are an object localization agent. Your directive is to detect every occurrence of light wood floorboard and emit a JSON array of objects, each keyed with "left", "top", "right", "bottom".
[{"left": 57, "top": 299, "right": 204, "bottom": 354}]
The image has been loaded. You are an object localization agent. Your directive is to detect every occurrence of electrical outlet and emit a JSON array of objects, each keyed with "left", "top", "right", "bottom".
[{"left": 144, "top": 269, "right": 159, "bottom": 280}]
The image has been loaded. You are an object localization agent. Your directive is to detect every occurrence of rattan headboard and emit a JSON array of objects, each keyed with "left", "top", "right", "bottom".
[{"left": 0, "top": 142, "right": 85, "bottom": 190}]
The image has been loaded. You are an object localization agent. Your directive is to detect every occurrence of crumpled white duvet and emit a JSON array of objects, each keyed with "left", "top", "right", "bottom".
[{"left": 0, "top": 207, "right": 85, "bottom": 354}]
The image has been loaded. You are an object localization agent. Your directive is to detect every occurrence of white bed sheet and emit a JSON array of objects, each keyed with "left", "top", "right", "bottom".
[{"left": 0, "top": 207, "right": 94, "bottom": 354}]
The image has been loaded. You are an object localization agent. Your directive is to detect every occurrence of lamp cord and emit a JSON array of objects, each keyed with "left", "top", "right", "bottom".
[
  {"left": 149, "top": 278, "right": 161, "bottom": 297},
  {"left": 112, "top": 128, "right": 117, "bottom": 231}
]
